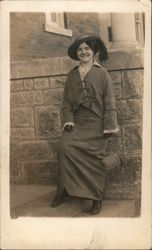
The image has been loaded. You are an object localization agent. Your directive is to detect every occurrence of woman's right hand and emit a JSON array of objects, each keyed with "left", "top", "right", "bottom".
[{"left": 64, "top": 124, "right": 75, "bottom": 132}]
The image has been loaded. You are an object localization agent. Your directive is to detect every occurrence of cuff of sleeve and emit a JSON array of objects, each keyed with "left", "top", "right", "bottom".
[
  {"left": 104, "top": 111, "right": 118, "bottom": 133},
  {"left": 104, "top": 128, "right": 119, "bottom": 134},
  {"left": 62, "top": 122, "right": 75, "bottom": 131}
]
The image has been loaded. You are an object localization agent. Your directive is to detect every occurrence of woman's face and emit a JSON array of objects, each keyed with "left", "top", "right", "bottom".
[{"left": 77, "top": 42, "right": 94, "bottom": 63}]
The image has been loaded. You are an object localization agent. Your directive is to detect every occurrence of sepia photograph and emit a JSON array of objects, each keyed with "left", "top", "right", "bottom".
[
  {"left": 0, "top": 1, "right": 151, "bottom": 249},
  {"left": 10, "top": 11, "right": 144, "bottom": 218}
]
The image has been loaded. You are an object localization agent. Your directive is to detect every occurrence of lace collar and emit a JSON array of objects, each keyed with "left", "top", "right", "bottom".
[{"left": 78, "top": 60, "right": 101, "bottom": 80}]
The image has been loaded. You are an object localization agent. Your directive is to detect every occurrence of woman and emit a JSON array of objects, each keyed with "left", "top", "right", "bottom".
[{"left": 51, "top": 35, "right": 119, "bottom": 215}]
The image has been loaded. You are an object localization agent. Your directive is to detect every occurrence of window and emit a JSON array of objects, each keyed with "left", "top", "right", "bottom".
[
  {"left": 134, "top": 13, "right": 145, "bottom": 47},
  {"left": 45, "top": 12, "right": 72, "bottom": 37}
]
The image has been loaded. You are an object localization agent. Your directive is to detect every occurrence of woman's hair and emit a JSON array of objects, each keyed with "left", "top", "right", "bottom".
[{"left": 86, "top": 40, "right": 109, "bottom": 62}]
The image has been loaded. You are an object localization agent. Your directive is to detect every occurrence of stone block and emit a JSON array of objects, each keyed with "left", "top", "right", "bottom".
[
  {"left": 105, "top": 184, "right": 141, "bottom": 200},
  {"left": 106, "top": 155, "right": 142, "bottom": 185},
  {"left": 116, "top": 99, "right": 142, "bottom": 125},
  {"left": 10, "top": 141, "right": 20, "bottom": 184},
  {"left": 10, "top": 160, "right": 21, "bottom": 184},
  {"left": 10, "top": 141, "right": 19, "bottom": 161},
  {"left": 109, "top": 71, "right": 121, "bottom": 83},
  {"left": 122, "top": 70, "right": 143, "bottom": 98},
  {"left": 49, "top": 76, "right": 66, "bottom": 89},
  {"left": 11, "top": 90, "right": 44, "bottom": 107},
  {"left": 34, "top": 77, "right": 49, "bottom": 89},
  {"left": 106, "top": 134, "right": 123, "bottom": 155},
  {"left": 11, "top": 128, "right": 35, "bottom": 138},
  {"left": 48, "top": 78, "right": 56, "bottom": 89},
  {"left": 123, "top": 125, "right": 142, "bottom": 153},
  {"left": 113, "top": 83, "right": 122, "bottom": 99},
  {"left": 35, "top": 105, "right": 61, "bottom": 137},
  {"left": 122, "top": 155, "right": 142, "bottom": 170},
  {"left": 11, "top": 79, "right": 24, "bottom": 92},
  {"left": 21, "top": 160, "right": 57, "bottom": 184},
  {"left": 24, "top": 79, "right": 34, "bottom": 90},
  {"left": 121, "top": 155, "right": 142, "bottom": 184},
  {"left": 48, "top": 140, "right": 60, "bottom": 157},
  {"left": 20, "top": 141, "right": 49, "bottom": 160},
  {"left": 11, "top": 107, "right": 34, "bottom": 127},
  {"left": 43, "top": 89, "right": 63, "bottom": 105}
]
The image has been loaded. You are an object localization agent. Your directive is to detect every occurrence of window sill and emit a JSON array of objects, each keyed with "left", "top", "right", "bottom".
[{"left": 45, "top": 23, "right": 72, "bottom": 37}]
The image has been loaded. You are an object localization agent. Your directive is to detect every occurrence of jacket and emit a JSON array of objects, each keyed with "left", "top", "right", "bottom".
[{"left": 62, "top": 62, "right": 118, "bottom": 133}]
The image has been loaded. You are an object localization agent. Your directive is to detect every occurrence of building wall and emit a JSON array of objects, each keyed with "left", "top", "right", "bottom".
[
  {"left": 10, "top": 50, "right": 144, "bottom": 200},
  {"left": 10, "top": 12, "right": 101, "bottom": 61}
]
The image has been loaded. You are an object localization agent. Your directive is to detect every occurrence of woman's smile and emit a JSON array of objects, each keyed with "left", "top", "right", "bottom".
[{"left": 80, "top": 53, "right": 89, "bottom": 58}]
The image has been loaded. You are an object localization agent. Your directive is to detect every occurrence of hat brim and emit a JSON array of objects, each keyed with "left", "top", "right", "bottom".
[{"left": 68, "top": 36, "right": 101, "bottom": 60}]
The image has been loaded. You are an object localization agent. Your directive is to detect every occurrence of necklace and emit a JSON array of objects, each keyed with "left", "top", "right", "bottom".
[{"left": 79, "top": 62, "right": 93, "bottom": 80}]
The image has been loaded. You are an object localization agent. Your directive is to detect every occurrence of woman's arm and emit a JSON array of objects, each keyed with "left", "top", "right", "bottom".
[
  {"left": 103, "top": 71, "right": 119, "bottom": 135},
  {"left": 62, "top": 75, "right": 75, "bottom": 131}
]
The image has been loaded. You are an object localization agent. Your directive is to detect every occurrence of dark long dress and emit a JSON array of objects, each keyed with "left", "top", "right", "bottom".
[{"left": 56, "top": 62, "right": 118, "bottom": 200}]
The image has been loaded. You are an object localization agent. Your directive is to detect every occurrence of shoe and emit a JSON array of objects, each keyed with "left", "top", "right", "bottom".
[
  {"left": 50, "top": 195, "right": 65, "bottom": 207},
  {"left": 90, "top": 200, "right": 102, "bottom": 215}
]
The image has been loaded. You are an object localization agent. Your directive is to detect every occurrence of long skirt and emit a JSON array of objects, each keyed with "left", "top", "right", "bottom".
[{"left": 56, "top": 105, "right": 107, "bottom": 200}]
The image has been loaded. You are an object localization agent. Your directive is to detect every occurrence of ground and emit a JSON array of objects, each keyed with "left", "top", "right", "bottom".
[{"left": 10, "top": 185, "right": 138, "bottom": 218}]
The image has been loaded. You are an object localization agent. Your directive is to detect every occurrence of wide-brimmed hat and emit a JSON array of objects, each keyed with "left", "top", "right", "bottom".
[{"left": 68, "top": 34, "right": 103, "bottom": 60}]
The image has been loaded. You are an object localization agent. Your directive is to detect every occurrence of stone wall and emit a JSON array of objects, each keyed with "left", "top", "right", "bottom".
[{"left": 10, "top": 50, "right": 144, "bottom": 200}]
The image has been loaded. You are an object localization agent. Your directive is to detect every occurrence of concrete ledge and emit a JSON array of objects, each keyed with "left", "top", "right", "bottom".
[
  {"left": 103, "top": 49, "right": 144, "bottom": 71},
  {"left": 10, "top": 49, "right": 144, "bottom": 79}
]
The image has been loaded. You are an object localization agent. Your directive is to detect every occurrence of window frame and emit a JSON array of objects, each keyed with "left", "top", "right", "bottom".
[{"left": 45, "top": 12, "right": 72, "bottom": 37}]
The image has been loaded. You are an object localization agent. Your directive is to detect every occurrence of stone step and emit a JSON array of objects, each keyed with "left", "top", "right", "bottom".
[{"left": 10, "top": 185, "right": 139, "bottom": 218}]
